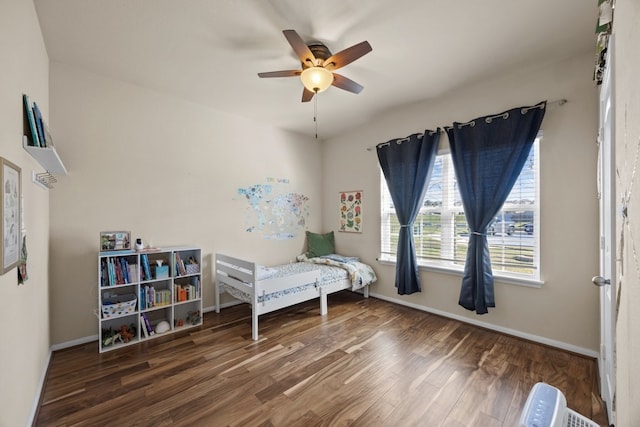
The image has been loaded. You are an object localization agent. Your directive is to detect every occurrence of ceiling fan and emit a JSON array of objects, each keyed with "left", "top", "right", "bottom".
[{"left": 258, "top": 29, "right": 372, "bottom": 102}]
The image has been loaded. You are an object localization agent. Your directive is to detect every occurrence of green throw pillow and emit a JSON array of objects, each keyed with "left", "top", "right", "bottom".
[{"left": 306, "top": 231, "right": 335, "bottom": 258}]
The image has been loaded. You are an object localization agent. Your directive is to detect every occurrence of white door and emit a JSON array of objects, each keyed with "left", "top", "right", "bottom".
[{"left": 594, "top": 34, "right": 616, "bottom": 425}]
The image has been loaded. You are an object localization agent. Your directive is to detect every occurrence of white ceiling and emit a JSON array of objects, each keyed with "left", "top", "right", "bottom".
[{"left": 34, "top": 0, "right": 598, "bottom": 139}]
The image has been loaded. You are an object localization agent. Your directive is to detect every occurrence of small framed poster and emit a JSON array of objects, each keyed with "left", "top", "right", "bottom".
[
  {"left": 100, "top": 231, "right": 131, "bottom": 251},
  {"left": 339, "top": 190, "right": 362, "bottom": 233},
  {"left": 1, "top": 158, "right": 21, "bottom": 274}
]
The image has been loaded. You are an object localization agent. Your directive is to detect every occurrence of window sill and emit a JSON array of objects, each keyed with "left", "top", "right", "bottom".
[{"left": 377, "top": 258, "right": 544, "bottom": 288}]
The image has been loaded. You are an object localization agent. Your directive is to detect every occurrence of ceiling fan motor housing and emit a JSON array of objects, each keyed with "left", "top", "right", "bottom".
[{"left": 306, "top": 42, "right": 332, "bottom": 67}]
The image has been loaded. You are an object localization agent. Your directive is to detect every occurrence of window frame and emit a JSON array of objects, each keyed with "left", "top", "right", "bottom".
[{"left": 379, "top": 137, "right": 543, "bottom": 288}]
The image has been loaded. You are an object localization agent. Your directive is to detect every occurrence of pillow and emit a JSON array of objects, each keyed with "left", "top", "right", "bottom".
[{"left": 306, "top": 231, "right": 335, "bottom": 258}]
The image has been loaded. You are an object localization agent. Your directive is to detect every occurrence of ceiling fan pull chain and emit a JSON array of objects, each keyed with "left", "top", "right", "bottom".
[{"left": 314, "top": 92, "right": 318, "bottom": 139}]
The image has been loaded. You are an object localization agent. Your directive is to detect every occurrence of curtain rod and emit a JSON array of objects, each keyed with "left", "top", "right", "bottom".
[{"left": 365, "top": 99, "right": 567, "bottom": 152}]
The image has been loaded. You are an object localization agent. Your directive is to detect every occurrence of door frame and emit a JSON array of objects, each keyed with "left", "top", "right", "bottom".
[{"left": 597, "top": 33, "right": 616, "bottom": 425}]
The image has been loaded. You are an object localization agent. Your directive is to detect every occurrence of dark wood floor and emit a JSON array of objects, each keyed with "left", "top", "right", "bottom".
[{"left": 34, "top": 291, "right": 608, "bottom": 426}]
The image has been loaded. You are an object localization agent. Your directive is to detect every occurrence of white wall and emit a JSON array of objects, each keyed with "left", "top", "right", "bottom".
[
  {"left": 48, "top": 63, "right": 322, "bottom": 345},
  {"left": 322, "top": 52, "right": 600, "bottom": 353},
  {"left": 0, "top": 1, "right": 52, "bottom": 426},
  {"left": 612, "top": 0, "right": 640, "bottom": 424}
]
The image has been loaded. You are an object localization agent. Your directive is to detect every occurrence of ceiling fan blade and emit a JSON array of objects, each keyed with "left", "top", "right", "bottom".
[
  {"left": 302, "top": 87, "right": 315, "bottom": 102},
  {"left": 322, "top": 41, "right": 372, "bottom": 71},
  {"left": 257, "top": 70, "right": 302, "bottom": 78},
  {"left": 283, "top": 29, "right": 316, "bottom": 66},
  {"left": 331, "top": 73, "right": 364, "bottom": 94}
]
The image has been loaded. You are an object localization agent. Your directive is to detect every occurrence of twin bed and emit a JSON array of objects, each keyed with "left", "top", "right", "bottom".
[{"left": 215, "top": 253, "right": 377, "bottom": 340}]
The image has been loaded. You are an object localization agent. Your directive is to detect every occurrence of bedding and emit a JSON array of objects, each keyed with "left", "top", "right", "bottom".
[{"left": 297, "top": 253, "right": 377, "bottom": 290}]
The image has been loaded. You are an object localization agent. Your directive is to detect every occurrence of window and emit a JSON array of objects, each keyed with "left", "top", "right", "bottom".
[{"left": 380, "top": 139, "right": 540, "bottom": 281}]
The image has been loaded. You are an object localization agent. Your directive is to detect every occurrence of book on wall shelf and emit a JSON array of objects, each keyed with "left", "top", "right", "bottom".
[
  {"left": 32, "top": 102, "right": 46, "bottom": 147},
  {"left": 23, "top": 94, "right": 40, "bottom": 147}
]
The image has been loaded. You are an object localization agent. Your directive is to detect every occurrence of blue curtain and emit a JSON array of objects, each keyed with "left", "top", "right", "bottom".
[
  {"left": 377, "top": 131, "right": 440, "bottom": 294},
  {"left": 445, "top": 103, "right": 546, "bottom": 314}
]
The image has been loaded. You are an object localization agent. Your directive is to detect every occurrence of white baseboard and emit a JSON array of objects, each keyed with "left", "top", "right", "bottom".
[
  {"left": 50, "top": 334, "right": 98, "bottom": 352},
  {"left": 206, "top": 300, "right": 243, "bottom": 312},
  {"left": 27, "top": 348, "right": 52, "bottom": 427},
  {"left": 367, "top": 291, "right": 599, "bottom": 358}
]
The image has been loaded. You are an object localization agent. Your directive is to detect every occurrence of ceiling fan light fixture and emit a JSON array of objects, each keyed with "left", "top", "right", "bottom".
[{"left": 300, "top": 66, "right": 333, "bottom": 93}]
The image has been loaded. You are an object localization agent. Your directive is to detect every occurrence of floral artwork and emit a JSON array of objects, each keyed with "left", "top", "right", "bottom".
[{"left": 339, "top": 191, "right": 362, "bottom": 233}]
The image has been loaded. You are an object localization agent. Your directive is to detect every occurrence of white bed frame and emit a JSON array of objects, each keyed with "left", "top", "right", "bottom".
[{"left": 214, "top": 253, "right": 368, "bottom": 340}]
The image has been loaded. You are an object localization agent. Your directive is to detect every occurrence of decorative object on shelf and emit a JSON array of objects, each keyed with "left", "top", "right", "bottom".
[
  {"left": 155, "top": 320, "right": 171, "bottom": 334},
  {"left": 135, "top": 238, "right": 144, "bottom": 251},
  {"left": 155, "top": 260, "right": 169, "bottom": 279},
  {"left": 187, "top": 310, "right": 201, "bottom": 325},
  {"left": 339, "top": 190, "right": 362, "bottom": 233},
  {"left": 119, "top": 324, "right": 135, "bottom": 342},
  {"left": 100, "top": 231, "right": 131, "bottom": 251},
  {"left": 17, "top": 235, "right": 28, "bottom": 284},
  {"left": 101, "top": 294, "right": 137, "bottom": 318},
  {"left": 1, "top": 158, "right": 21, "bottom": 275},
  {"left": 101, "top": 323, "right": 136, "bottom": 347}
]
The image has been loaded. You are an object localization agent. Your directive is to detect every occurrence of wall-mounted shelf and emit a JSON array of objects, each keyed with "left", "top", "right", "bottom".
[{"left": 22, "top": 135, "right": 67, "bottom": 175}]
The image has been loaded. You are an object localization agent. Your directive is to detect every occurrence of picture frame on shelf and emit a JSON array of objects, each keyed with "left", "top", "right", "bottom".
[
  {"left": 100, "top": 231, "right": 131, "bottom": 252},
  {"left": 1, "top": 158, "right": 21, "bottom": 274}
]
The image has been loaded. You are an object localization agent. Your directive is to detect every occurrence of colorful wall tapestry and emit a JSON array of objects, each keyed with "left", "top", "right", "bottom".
[
  {"left": 339, "top": 190, "right": 362, "bottom": 233},
  {"left": 238, "top": 178, "right": 310, "bottom": 240}
]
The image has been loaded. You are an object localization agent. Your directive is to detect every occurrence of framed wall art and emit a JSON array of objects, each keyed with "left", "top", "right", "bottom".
[
  {"left": 1, "top": 158, "right": 21, "bottom": 274},
  {"left": 339, "top": 190, "right": 362, "bottom": 233},
  {"left": 100, "top": 231, "right": 131, "bottom": 252}
]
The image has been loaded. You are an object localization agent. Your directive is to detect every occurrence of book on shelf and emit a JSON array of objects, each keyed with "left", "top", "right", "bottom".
[
  {"left": 139, "top": 316, "right": 149, "bottom": 338},
  {"left": 175, "top": 252, "right": 187, "bottom": 276},
  {"left": 43, "top": 122, "right": 54, "bottom": 148},
  {"left": 143, "top": 285, "right": 156, "bottom": 309},
  {"left": 119, "top": 258, "right": 129, "bottom": 283},
  {"left": 190, "top": 276, "right": 200, "bottom": 298},
  {"left": 128, "top": 264, "right": 137, "bottom": 285},
  {"left": 174, "top": 284, "right": 197, "bottom": 302},
  {"left": 154, "top": 289, "right": 170, "bottom": 306},
  {"left": 32, "top": 102, "right": 46, "bottom": 147},
  {"left": 22, "top": 94, "right": 40, "bottom": 147},
  {"left": 141, "top": 254, "right": 151, "bottom": 281},
  {"left": 100, "top": 260, "right": 107, "bottom": 286},
  {"left": 141, "top": 313, "right": 154, "bottom": 336},
  {"left": 107, "top": 258, "right": 115, "bottom": 286}
]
